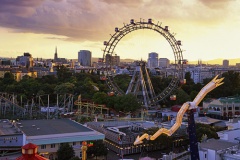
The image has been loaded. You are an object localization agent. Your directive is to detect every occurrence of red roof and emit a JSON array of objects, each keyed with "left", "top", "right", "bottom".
[
  {"left": 22, "top": 143, "right": 37, "bottom": 149},
  {"left": 16, "top": 143, "right": 49, "bottom": 160}
]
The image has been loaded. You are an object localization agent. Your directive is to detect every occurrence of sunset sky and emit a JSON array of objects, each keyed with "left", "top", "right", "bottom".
[{"left": 0, "top": 0, "right": 239, "bottom": 62}]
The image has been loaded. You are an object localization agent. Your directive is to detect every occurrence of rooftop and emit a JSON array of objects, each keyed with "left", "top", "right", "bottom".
[
  {"left": 199, "top": 139, "right": 238, "bottom": 151},
  {"left": 195, "top": 117, "right": 222, "bottom": 125},
  {"left": 0, "top": 119, "right": 19, "bottom": 135},
  {"left": 219, "top": 97, "right": 240, "bottom": 103},
  {"left": 16, "top": 119, "right": 92, "bottom": 136}
]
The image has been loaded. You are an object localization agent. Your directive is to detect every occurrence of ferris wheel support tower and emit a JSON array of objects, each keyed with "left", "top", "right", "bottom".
[{"left": 126, "top": 61, "right": 156, "bottom": 108}]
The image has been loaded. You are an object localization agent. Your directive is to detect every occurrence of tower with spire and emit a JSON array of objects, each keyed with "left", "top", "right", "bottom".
[{"left": 54, "top": 46, "right": 58, "bottom": 61}]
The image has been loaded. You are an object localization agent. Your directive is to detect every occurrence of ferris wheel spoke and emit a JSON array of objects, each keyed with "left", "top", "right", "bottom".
[{"left": 102, "top": 18, "right": 184, "bottom": 106}]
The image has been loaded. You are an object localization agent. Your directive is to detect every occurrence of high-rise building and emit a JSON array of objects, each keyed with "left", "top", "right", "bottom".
[
  {"left": 112, "top": 54, "right": 120, "bottom": 66},
  {"left": 78, "top": 50, "right": 92, "bottom": 66},
  {"left": 158, "top": 58, "right": 170, "bottom": 68},
  {"left": 223, "top": 59, "right": 229, "bottom": 68},
  {"left": 147, "top": 52, "right": 158, "bottom": 68},
  {"left": 104, "top": 54, "right": 120, "bottom": 67},
  {"left": 105, "top": 54, "right": 111, "bottom": 66}
]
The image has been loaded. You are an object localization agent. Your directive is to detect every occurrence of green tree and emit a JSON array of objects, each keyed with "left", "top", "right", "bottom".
[
  {"left": 3, "top": 72, "right": 15, "bottom": 85},
  {"left": 105, "top": 96, "right": 116, "bottom": 108},
  {"left": 151, "top": 76, "right": 172, "bottom": 95},
  {"left": 175, "top": 88, "right": 191, "bottom": 104},
  {"left": 114, "top": 94, "right": 141, "bottom": 112},
  {"left": 38, "top": 75, "right": 58, "bottom": 84},
  {"left": 75, "top": 77, "right": 99, "bottom": 99},
  {"left": 114, "top": 74, "right": 131, "bottom": 92},
  {"left": 87, "top": 140, "right": 108, "bottom": 159},
  {"left": 185, "top": 72, "right": 194, "bottom": 85},
  {"left": 92, "top": 92, "right": 108, "bottom": 104},
  {"left": 181, "top": 72, "right": 194, "bottom": 95},
  {"left": 54, "top": 82, "right": 75, "bottom": 94},
  {"left": 17, "top": 77, "right": 41, "bottom": 98},
  {"left": 57, "top": 143, "right": 75, "bottom": 160},
  {"left": 196, "top": 123, "right": 221, "bottom": 142},
  {"left": 70, "top": 157, "right": 81, "bottom": 160},
  {"left": 56, "top": 65, "right": 72, "bottom": 82}
]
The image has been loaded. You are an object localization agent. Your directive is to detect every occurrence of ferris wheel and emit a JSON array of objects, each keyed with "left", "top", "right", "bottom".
[{"left": 102, "top": 18, "right": 186, "bottom": 106}]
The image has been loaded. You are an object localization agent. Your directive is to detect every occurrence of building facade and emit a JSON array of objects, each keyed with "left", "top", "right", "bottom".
[
  {"left": 0, "top": 119, "right": 104, "bottom": 160},
  {"left": 78, "top": 50, "right": 92, "bottom": 67},
  {"left": 147, "top": 52, "right": 158, "bottom": 68},
  {"left": 203, "top": 97, "right": 240, "bottom": 119},
  {"left": 16, "top": 53, "right": 33, "bottom": 69},
  {"left": 223, "top": 60, "right": 229, "bottom": 68},
  {"left": 158, "top": 58, "right": 170, "bottom": 68},
  {"left": 199, "top": 139, "right": 238, "bottom": 160}
]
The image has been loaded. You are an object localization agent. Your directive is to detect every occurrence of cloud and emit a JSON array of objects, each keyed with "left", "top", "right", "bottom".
[
  {"left": 46, "top": 36, "right": 68, "bottom": 41},
  {"left": 0, "top": 0, "right": 44, "bottom": 17},
  {"left": 0, "top": 0, "right": 238, "bottom": 43},
  {"left": 100, "top": 0, "right": 144, "bottom": 7},
  {"left": 198, "top": 0, "right": 233, "bottom": 9}
]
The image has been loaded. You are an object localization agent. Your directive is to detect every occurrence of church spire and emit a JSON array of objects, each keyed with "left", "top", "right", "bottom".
[{"left": 54, "top": 46, "right": 58, "bottom": 60}]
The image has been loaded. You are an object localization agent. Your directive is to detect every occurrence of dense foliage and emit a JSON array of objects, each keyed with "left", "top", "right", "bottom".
[
  {"left": 1, "top": 66, "right": 240, "bottom": 113},
  {"left": 87, "top": 140, "right": 108, "bottom": 159},
  {"left": 57, "top": 143, "right": 75, "bottom": 160},
  {"left": 195, "top": 123, "right": 225, "bottom": 142}
]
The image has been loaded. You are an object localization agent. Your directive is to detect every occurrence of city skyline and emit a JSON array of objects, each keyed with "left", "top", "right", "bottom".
[{"left": 0, "top": 0, "right": 240, "bottom": 62}]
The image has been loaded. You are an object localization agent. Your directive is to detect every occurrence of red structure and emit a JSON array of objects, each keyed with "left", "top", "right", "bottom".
[{"left": 16, "top": 143, "right": 48, "bottom": 160}]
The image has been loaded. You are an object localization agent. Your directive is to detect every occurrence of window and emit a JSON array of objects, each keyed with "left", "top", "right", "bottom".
[
  {"left": 73, "top": 142, "right": 76, "bottom": 146},
  {"left": 41, "top": 145, "right": 46, "bottom": 149},
  {"left": 235, "top": 107, "right": 239, "bottom": 110},
  {"left": 228, "top": 107, "right": 232, "bottom": 110},
  {"left": 51, "top": 144, "right": 55, "bottom": 148}
]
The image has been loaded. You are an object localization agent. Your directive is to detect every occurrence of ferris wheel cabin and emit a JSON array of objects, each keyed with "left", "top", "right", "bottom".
[
  {"left": 130, "top": 19, "right": 135, "bottom": 24},
  {"left": 103, "top": 41, "right": 109, "bottom": 46},
  {"left": 108, "top": 91, "right": 115, "bottom": 96},
  {"left": 180, "top": 79, "right": 186, "bottom": 85},
  {"left": 100, "top": 76, "right": 107, "bottom": 81},
  {"left": 148, "top": 18, "right": 153, "bottom": 24},
  {"left": 170, "top": 95, "right": 177, "bottom": 101},
  {"left": 164, "top": 26, "right": 169, "bottom": 31}
]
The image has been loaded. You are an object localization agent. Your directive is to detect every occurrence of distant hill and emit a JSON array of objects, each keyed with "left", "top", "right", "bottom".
[
  {"left": 92, "top": 57, "right": 135, "bottom": 63},
  {"left": 92, "top": 57, "right": 240, "bottom": 65},
  {"left": 189, "top": 58, "right": 240, "bottom": 65}
]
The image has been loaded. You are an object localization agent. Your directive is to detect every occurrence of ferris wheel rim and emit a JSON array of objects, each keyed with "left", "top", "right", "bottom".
[{"left": 102, "top": 18, "right": 184, "bottom": 104}]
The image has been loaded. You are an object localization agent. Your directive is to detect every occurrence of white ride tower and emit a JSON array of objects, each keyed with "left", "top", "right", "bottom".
[{"left": 126, "top": 60, "right": 156, "bottom": 108}]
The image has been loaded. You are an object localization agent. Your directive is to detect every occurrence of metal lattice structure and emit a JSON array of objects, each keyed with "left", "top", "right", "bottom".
[
  {"left": 102, "top": 18, "right": 184, "bottom": 105},
  {"left": 0, "top": 93, "right": 74, "bottom": 119},
  {"left": 126, "top": 61, "right": 156, "bottom": 107}
]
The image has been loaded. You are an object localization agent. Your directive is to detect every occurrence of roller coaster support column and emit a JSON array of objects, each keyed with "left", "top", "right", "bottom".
[{"left": 187, "top": 109, "right": 199, "bottom": 160}]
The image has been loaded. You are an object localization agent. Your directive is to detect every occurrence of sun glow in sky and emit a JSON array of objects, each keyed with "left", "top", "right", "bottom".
[{"left": 0, "top": 0, "right": 240, "bottom": 62}]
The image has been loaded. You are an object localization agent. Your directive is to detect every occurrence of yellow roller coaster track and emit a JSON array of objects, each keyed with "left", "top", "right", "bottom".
[{"left": 134, "top": 75, "right": 224, "bottom": 145}]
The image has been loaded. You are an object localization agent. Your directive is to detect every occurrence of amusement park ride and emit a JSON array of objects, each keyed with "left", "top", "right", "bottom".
[
  {"left": 101, "top": 18, "right": 224, "bottom": 159},
  {"left": 133, "top": 75, "right": 224, "bottom": 159},
  {"left": 0, "top": 18, "right": 225, "bottom": 160},
  {"left": 102, "top": 18, "right": 186, "bottom": 108}
]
